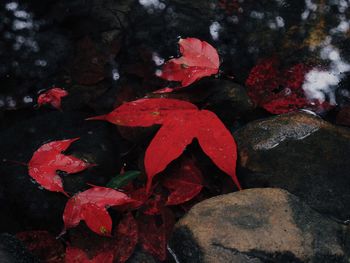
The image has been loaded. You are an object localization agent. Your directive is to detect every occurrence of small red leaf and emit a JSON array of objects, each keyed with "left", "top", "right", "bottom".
[
  {"left": 114, "top": 213, "right": 138, "bottom": 263},
  {"left": 163, "top": 158, "right": 203, "bottom": 205},
  {"left": 63, "top": 186, "right": 133, "bottom": 235},
  {"left": 38, "top": 87, "right": 68, "bottom": 110},
  {"left": 28, "top": 138, "right": 92, "bottom": 195},
  {"left": 65, "top": 247, "right": 114, "bottom": 263},
  {"left": 159, "top": 38, "right": 220, "bottom": 87}
]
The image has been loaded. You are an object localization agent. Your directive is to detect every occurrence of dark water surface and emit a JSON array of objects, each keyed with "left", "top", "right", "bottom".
[
  {"left": 1, "top": 0, "right": 350, "bottom": 262},
  {"left": 1, "top": 0, "right": 350, "bottom": 115}
]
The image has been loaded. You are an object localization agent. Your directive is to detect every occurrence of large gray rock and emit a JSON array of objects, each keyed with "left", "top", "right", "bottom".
[
  {"left": 234, "top": 112, "right": 350, "bottom": 221},
  {"left": 170, "top": 188, "right": 349, "bottom": 263}
]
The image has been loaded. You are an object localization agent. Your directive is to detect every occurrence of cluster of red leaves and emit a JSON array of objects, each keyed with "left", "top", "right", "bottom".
[
  {"left": 38, "top": 87, "right": 68, "bottom": 110},
  {"left": 87, "top": 98, "right": 240, "bottom": 192},
  {"left": 245, "top": 57, "right": 331, "bottom": 114},
  {"left": 157, "top": 38, "right": 219, "bottom": 90},
  {"left": 22, "top": 37, "right": 240, "bottom": 262}
]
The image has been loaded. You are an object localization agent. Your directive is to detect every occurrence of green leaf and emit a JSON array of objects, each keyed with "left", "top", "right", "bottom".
[{"left": 106, "top": 171, "right": 141, "bottom": 189}]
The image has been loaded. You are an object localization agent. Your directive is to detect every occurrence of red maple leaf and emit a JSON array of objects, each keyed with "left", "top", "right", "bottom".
[
  {"left": 87, "top": 98, "right": 240, "bottom": 193},
  {"left": 158, "top": 38, "right": 219, "bottom": 88},
  {"left": 162, "top": 158, "right": 203, "bottom": 205},
  {"left": 37, "top": 87, "right": 68, "bottom": 110},
  {"left": 63, "top": 186, "right": 134, "bottom": 236},
  {"left": 245, "top": 57, "right": 313, "bottom": 114},
  {"left": 28, "top": 138, "right": 93, "bottom": 196},
  {"left": 65, "top": 247, "right": 114, "bottom": 263}
]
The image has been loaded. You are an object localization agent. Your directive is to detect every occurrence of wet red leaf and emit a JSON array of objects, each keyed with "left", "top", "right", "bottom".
[
  {"left": 163, "top": 158, "right": 203, "bottom": 205},
  {"left": 65, "top": 247, "right": 114, "bottom": 263},
  {"left": 88, "top": 98, "right": 240, "bottom": 192},
  {"left": 38, "top": 87, "right": 68, "bottom": 110},
  {"left": 63, "top": 186, "right": 134, "bottom": 236},
  {"left": 16, "top": 231, "right": 65, "bottom": 263},
  {"left": 245, "top": 57, "right": 313, "bottom": 114},
  {"left": 28, "top": 138, "right": 92, "bottom": 196},
  {"left": 114, "top": 213, "right": 138, "bottom": 263},
  {"left": 159, "top": 38, "right": 219, "bottom": 88}
]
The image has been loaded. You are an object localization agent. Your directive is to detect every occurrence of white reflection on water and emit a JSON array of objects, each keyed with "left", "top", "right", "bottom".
[{"left": 209, "top": 21, "right": 221, "bottom": 41}]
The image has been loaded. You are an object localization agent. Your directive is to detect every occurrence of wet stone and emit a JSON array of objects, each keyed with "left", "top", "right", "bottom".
[
  {"left": 170, "top": 188, "right": 349, "bottom": 263},
  {"left": 234, "top": 111, "right": 350, "bottom": 221}
]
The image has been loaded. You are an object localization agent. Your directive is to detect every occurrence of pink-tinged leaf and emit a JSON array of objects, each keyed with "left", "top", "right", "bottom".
[
  {"left": 163, "top": 158, "right": 203, "bottom": 205},
  {"left": 28, "top": 138, "right": 92, "bottom": 195},
  {"left": 159, "top": 38, "right": 219, "bottom": 87},
  {"left": 81, "top": 204, "right": 112, "bottom": 236},
  {"left": 144, "top": 114, "right": 195, "bottom": 192},
  {"left": 195, "top": 110, "right": 241, "bottom": 189},
  {"left": 87, "top": 98, "right": 197, "bottom": 127},
  {"left": 38, "top": 87, "right": 68, "bottom": 110},
  {"left": 114, "top": 213, "right": 138, "bottom": 263},
  {"left": 63, "top": 186, "right": 133, "bottom": 235},
  {"left": 65, "top": 247, "right": 114, "bottom": 263}
]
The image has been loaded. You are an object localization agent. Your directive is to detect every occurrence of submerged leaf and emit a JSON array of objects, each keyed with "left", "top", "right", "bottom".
[
  {"left": 106, "top": 171, "right": 141, "bottom": 189},
  {"left": 114, "top": 213, "right": 138, "bottom": 263},
  {"left": 163, "top": 158, "right": 203, "bottom": 205}
]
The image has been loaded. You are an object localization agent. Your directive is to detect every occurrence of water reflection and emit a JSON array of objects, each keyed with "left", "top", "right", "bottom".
[{"left": 0, "top": 0, "right": 350, "bottom": 113}]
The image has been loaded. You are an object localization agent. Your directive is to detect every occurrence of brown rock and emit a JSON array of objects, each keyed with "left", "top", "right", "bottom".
[
  {"left": 170, "top": 188, "right": 349, "bottom": 263},
  {"left": 234, "top": 112, "right": 350, "bottom": 220}
]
